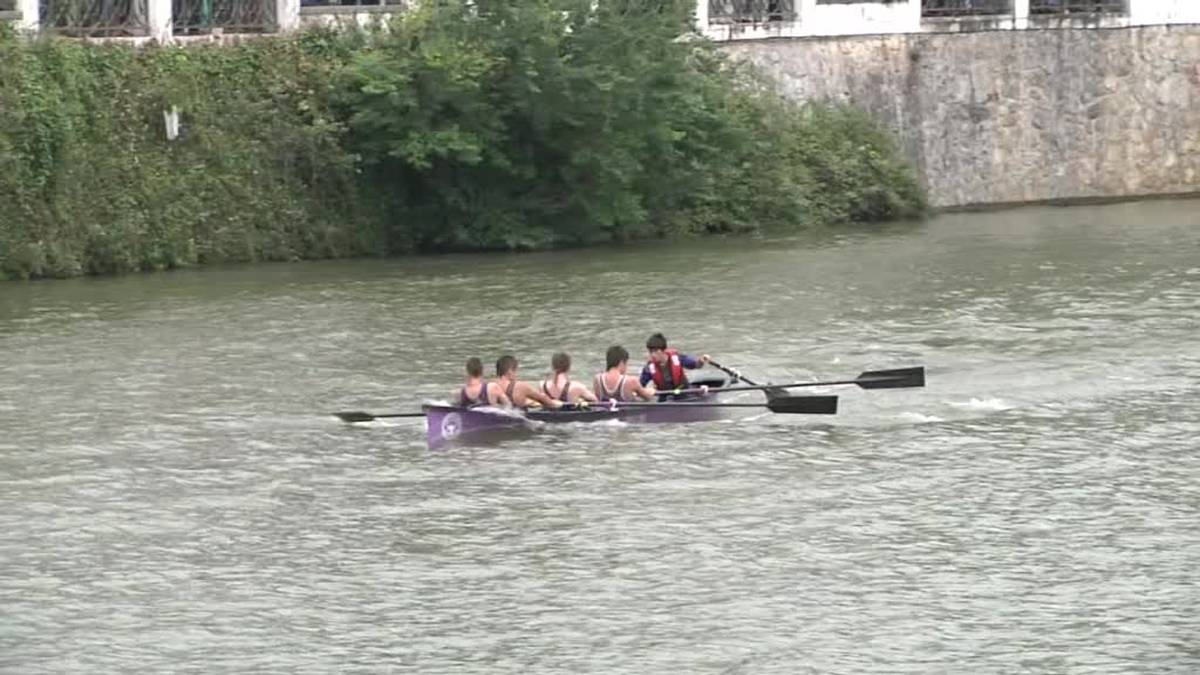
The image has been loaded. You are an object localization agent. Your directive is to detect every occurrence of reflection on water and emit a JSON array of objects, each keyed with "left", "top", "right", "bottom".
[{"left": 1, "top": 200, "right": 1199, "bottom": 672}]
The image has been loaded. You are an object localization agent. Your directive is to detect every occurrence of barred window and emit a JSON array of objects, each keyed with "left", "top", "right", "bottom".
[
  {"left": 299, "top": 0, "right": 392, "bottom": 6},
  {"left": 922, "top": 0, "right": 1010, "bottom": 17},
  {"left": 709, "top": 0, "right": 795, "bottom": 24},
  {"left": 40, "top": 0, "right": 150, "bottom": 36},
  {"left": 173, "top": 0, "right": 275, "bottom": 34},
  {"left": 1030, "top": 0, "right": 1123, "bottom": 14}
]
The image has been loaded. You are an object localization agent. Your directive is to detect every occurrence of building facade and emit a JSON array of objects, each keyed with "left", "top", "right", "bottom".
[{"left": 3, "top": 0, "right": 1197, "bottom": 208}]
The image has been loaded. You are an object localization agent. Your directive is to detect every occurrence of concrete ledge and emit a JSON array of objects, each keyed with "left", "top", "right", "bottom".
[
  {"left": 299, "top": 4, "right": 405, "bottom": 15},
  {"left": 0, "top": 10, "right": 20, "bottom": 20},
  {"left": 921, "top": 16, "right": 1018, "bottom": 33},
  {"left": 937, "top": 190, "right": 1200, "bottom": 213}
]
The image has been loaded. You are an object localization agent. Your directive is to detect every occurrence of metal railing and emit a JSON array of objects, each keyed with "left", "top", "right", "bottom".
[
  {"left": 173, "top": 0, "right": 275, "bottom": 33},
  {"left": 922, "top": 0, "right": 1011, "bottom": 17},
  {"left": 709, "top": 0, "right": 795, "bottom": 24},
  {"left": 1030, "top": 0, "right": 1123, "bottom": 14},
  {"left": 299, "top": 0, "right": 405, "bottom": 6},
  {"left": 40, "top": 0, "right": 150, "bottom": 35}
]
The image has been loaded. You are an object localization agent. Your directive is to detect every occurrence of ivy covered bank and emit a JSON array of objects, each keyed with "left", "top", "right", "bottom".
[{"left": 0, "top": 1, "right": 925, "bottom": 280}]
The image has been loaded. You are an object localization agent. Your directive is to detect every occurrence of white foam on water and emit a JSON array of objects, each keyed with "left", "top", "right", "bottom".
[
  {"left": 947, "top": 397, "right": 1012, "bottom": 411},
  {"left": 896, "top": 411, "right": 945, "bottom": 424}
]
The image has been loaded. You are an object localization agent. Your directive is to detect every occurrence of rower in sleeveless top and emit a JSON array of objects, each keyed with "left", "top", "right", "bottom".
[
  {"left": 455, "top": 357, "right": 511, "bottom": 407},
  {"left": 541, "top": 352, "right": 598, "bottom": 405},
  {"left": 494, "top": 355, "right": 564, "bottom": 409},
  {"left": 593, "top": 345, "right": 657, "bottom": 402}
]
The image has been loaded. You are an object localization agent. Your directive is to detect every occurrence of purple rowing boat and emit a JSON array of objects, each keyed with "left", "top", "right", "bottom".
[{"left": 422, "top": 376, "right": 732, "bottom": 448}]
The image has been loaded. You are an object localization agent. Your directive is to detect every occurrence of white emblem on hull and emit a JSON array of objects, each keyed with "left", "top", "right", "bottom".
[{"left": 440, "top": 412, "right": 463, "bottom": 440}]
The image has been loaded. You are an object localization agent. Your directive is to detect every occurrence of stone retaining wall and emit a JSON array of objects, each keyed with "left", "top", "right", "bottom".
[{"left": 721, "top": 25, "right": 1200, "bottom": 207}]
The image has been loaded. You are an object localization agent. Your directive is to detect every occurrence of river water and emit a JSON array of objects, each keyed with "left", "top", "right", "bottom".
[{"left": 1, "top": 200, "right": 1198, "bottom": 673}]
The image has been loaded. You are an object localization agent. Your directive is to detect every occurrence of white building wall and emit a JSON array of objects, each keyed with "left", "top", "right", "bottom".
[
  {"left": 800, "top": 0, "right": 920, "bottom": 36},
  {"left": 701, "top": 0, "right": 1200, "bottom": 43},
  {"left": 5, "top": 0, "right": 1200, "bottom": 40},
  {"left": 1130, "top": 0, "right": 1200, "bottom": 25},
  {"left": 14, "top": 0, "right": 38, "bottom": 31}
]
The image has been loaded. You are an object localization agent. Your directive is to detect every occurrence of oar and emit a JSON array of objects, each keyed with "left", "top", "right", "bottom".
[
  {"left": 579, "top": 396, "right": 838, "bottom": 415},
  {"left": 669, "top": 366, "right": 926, "bottom": 397},
  {"left": 708, "top": 359, "right": 761, "bottom": 386},
  {"left": 334, "top": 411, "right": 426, "bottom": 423},
  {"left": 708, "top": 359, "right": 790, "bottom": 398}
]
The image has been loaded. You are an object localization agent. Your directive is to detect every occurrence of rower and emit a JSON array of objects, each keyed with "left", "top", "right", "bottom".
[
  {"left": 593, "top": 345, "right": 657, "bottom": 402},
  {"left": 641, "top": 332, "right": 710, "bottom": 397},
  {"left": 455, "top": 357, "right": 511, "bottom": 408},
  {"left": 494, "top": 355, "right": 564, "bottom": 409},
  {"left": 541, "top": 352, "right": 598, "bottom": 405}
]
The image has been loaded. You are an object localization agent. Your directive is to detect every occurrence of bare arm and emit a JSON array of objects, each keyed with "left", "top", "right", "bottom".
[
  {"left": 520, "top": 382, "right": 563, "bottom": 409},
  {"left": 570, "top": 381, "right": 598, "bottom": 403},
  {"left": 488, "top": 382, "right": 512, "bottom": 407},
  {"left": 629, "top": 379, "right": 657, "bottom": 402}
]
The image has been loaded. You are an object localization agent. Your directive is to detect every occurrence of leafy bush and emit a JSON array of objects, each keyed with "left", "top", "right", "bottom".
[
  {"left": 337, "top": 0, "right": 925, "bottom": 252},
  {"left": 0, "top": 4, "right": 925, "bottom": 279},
  {"left": 0, "top": 30, "right": 382, "bottom": 280}
]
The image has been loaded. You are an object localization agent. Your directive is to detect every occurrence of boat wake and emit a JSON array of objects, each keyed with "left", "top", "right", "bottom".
[
  {"left": 947, "top": 397, "right": 1012, "bottom": 412},
  {"left": 895, "top": 411, "right": 945, "bottom": 424}
]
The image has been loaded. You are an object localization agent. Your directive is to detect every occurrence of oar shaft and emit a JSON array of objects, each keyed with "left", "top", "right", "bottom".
[
  {"left": 583, "top": 402, "right": 776, "bottom": 409},
  {"left": 666, "top": 367, "right": 924, "bottom": 397},
  {"left": 708, "top": 360, "right": 762, "bottom": 387},
  {"left": 334, "top": 411, "right": 426, "bottom": 422}
]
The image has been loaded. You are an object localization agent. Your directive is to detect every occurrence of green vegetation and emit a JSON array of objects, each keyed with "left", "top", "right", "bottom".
[
  {"left": 0, "top": 0, "right": 925, "bottom": 280},
  {"left": 0, "top": 31, "right": 377, "bottom": 279}
]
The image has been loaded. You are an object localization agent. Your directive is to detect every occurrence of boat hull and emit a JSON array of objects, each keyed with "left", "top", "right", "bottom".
[{"left": 422, "top": 391, "right": 729, "bottom": 448}]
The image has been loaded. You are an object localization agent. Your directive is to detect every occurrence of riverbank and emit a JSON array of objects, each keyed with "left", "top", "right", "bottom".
[{"left": 0, "top": 2, "right": 925, "bottom": 281}]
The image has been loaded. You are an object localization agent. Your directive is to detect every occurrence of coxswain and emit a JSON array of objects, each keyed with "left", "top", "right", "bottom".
[
  {"left": 494, "top": 355, "right": 564, "bottom": 409},
  {"left": 593, "top": 345, "right": 657, "bottom": 402},
  {"left": 541, "top": 352, "right": 598, "bottom": 405},
  {"left": 640, "top": 332, "right": 710, "bottom": 395},
  {"left": 455, "top": 357, "right": 511, "bottom": 407}
]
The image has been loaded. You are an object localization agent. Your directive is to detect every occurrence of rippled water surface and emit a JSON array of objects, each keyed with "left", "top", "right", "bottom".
[{"left": 2, "top": 201, "right": 1199, "bottom": 673}]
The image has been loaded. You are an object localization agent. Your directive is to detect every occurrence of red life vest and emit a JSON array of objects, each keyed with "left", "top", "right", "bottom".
[{"left": 648, "top": 349, "right": 687, "bottom": 390}]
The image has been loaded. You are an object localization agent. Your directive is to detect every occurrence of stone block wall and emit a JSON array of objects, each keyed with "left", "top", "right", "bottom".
[{"left": 721, "top": 25, "right": 1200, "bottom": 207}]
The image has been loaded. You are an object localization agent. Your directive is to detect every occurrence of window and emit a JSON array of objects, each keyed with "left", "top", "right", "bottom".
[
  {"left": 709, "top": 0, "right": 795, "bottom": 24},
  {"left": 922, "top": 0, "right": 1010, "bottom": 17},
  {"left": 40, "top": 0, "right": 150, "bottom": 36},
  {"left": 1030, "top": 0, "right": 1122, "bottom": 14},
  {"left": 172, "top": 0, "right": 275, "bottom": 34}
]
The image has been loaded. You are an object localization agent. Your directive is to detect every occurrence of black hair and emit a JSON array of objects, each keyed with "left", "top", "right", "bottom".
[
  {"left": 646, "top": 333, "right": 668, "bottom": 351},
  {"left": 551, "top": 352, "right": 571, "bottom": 374},
  {"left": 465, "top": 357, "right": 483, "bottom": 378},
  {"left": 605, "top": 345, "right": 629, "bottom": 370},
  {"left": 495, "top": 354, "right": 519, "bottom": 377}
]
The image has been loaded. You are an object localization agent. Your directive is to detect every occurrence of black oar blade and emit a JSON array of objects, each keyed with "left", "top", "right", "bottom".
[
  {"left": 334, "top": 411, "right": 376, "bottom": 423},
  {"left": 767, "top": 395, "right": 838, "bottom": 415},
  {"left": 855, "top": 366, "right": 925, "bottom": 389}
]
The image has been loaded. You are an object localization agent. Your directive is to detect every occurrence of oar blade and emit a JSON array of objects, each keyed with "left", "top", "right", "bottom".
[
  {"left": 334, "top": 411, "right": 377, "bottom": 423},
  {"left": 855, "top": 366, "right": 925, "bottom": 389},
  {"left": 767, "top": 395, "right": 838, "bottom": 415}
]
